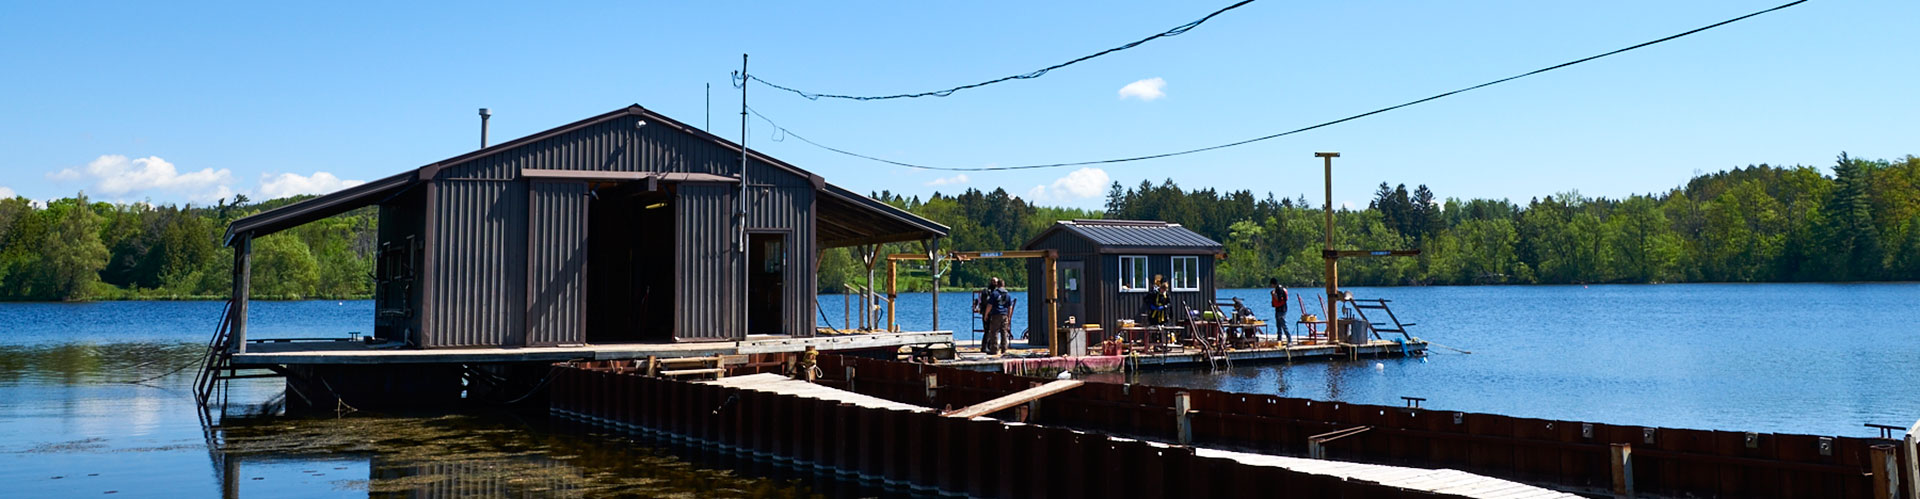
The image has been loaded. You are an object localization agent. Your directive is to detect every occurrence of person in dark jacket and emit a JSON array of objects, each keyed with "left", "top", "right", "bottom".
[
  {"left": 1146, "top": 275, "right": 1172, "bottom": 326},
  {"left": 1270, "top": 278, "right": 1292, "bottom": 344},
  {"left": 979, "top": 277, "right": 1013, "bottom": 355}
]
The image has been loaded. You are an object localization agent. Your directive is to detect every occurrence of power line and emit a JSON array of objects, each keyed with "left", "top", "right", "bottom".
[
  {"left": 734, "top": 0, "right": 1258, "bottom": 101},
  {"left": 747, "top": 0, "right": 1809, "bottom": 172}
]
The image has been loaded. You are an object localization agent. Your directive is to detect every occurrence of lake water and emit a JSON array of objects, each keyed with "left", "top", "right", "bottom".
[{"left": 2, "top": 283, "right": 1916, "bottom": 496}]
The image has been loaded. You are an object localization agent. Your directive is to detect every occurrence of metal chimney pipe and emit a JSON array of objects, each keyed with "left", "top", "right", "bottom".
[{"left": 478, "top": 108, "right": 492, "bottom": 148}]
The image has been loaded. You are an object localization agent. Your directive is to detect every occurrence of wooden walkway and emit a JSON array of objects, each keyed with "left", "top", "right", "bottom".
[
  {"left": 703, "top": 373, "right": 1575, "bottom": 498},
  {"left": 228, "top": 331, "right": 951, "bottom": 366},
  {"left": 1191, "top": 447, "right": 1580, "bottom": 499},
  {"left": 699, "top": 373, "right": 931, "bottom": 413}
]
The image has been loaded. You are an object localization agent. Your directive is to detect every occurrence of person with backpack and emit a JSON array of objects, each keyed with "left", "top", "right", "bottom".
[
  {"left": 979, "top": 277, "right": 1013, "bottom": 355},
  {"left": 1269, "top": 278, "right": 1292, "bottom": 345}
]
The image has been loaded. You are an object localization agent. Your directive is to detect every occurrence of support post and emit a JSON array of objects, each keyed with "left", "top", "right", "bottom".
[
  {"left": 1871, "top": 444, "right": 1898, "bottom": 499},
  {"left": 1045, "top": 250, "right": 1058, "bottom": 356},
  {"left": 845, "top": 366, "right": 856, "bottom": 392},
  {"left": 923, "top": 373, "right": 939, "bottom": 404},
  {"left": 1610, "top": 443, "right": 1634, "bottom": 498},
  {"left": 1174, "top": 391, "right": 1193, "bottom": 445},
  {"left": 231, "top": 233, "right": 252, "bottom": 354},
  {"left": 928, "top": 239, "right": 942, "bottom": 333},
  {"left": 1906, "top": 419, "right": 1920, "bottom": 499},
  {"left": 646, "top": 356, "right": 658, "bottom": 377},
  {"left": 1316, "top": 152, "right": 1342, "bottom": 345},
  {"left": 887, "top": 258, "right": 898, "bottom": 332}
]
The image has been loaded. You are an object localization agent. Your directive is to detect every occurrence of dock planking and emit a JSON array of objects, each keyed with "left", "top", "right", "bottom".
[{"left": 228, "top": 331, "right": 952, "bottom": 367}]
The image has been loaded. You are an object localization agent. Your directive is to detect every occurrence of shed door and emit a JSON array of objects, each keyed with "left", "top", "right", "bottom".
[{"left": 1057, "top": 260, "right": 1084, "bottom": 327}]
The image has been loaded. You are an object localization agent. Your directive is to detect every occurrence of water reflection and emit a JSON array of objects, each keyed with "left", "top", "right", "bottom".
[
  {"left": 0, "top": 338, "right": 868, "bottom": 497},
  {"left": 210, "top": 411, "right": 857, "bottom": 498}
]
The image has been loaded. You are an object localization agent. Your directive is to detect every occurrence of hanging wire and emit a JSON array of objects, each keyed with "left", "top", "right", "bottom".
[
  {"left": 746, "top": 0, "right": 1808, "bottom": 172},
  {"left": 732, "top": 0, "right": 1258, "bottom": 100}
]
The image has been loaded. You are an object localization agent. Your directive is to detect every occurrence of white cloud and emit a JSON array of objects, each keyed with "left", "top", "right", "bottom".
[
  {"left": 1117, "top": 77, "right": 1167, "bottom": 101},
  {"left": 0, "top": 186, "right": 13, "bottom": 199},
  {"left": 1023, "top": 167, "right": 1111, "bottom": 204},
  {"left": 48, "top": 155, "right": 235, "bottom": 202},
  {"left": 258, "top": 171, "right": 365, "bottom": 199},
  {"left": 924, "top": 174, "right": 969, "bottom": 186}
]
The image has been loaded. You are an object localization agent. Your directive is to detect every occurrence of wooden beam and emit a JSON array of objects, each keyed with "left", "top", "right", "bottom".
[
  {"left": 942, "top": 379, "right": 1082, "bottom": 419},
  {"left": 231, "top": 234, "right": 252, "bottom": 354},
  {"left": 1323, "top": 249, "right": 1421, "bottom": 258}
]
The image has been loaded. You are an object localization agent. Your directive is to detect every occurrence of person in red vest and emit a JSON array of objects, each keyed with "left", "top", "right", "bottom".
[{"left": 1270, "top": 278, "right": 1292, "bottom": 345}]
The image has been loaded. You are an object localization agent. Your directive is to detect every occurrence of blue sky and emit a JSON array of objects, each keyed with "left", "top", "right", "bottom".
[{"left": 1, "top": 1, "right": 1913, "bottom": 210}]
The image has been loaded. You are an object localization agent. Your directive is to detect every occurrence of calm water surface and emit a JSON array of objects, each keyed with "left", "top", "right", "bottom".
[
  {"left": 2, "top": 283, "right": 1916, "bottom": 496},
  {"left": 868, "top": 282, "right": 1920, "bottom": 437},
  {"left": 0, "top": 301, "right": 857, "bottom": 498}
]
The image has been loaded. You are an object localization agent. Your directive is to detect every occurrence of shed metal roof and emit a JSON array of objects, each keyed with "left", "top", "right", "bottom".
[
  {"left": 223, "top": 104, "right": 947, "bottom": 246},
  {"left": 1023, "top": 219, "right": 1223, "bottom": 254}
]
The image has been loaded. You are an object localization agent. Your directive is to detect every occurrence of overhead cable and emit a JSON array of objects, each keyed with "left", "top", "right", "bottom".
[
  {"left": 734, "top": 0, "right": 1258, "bottom": 101},
  {"left": 747, "top": 0, "right": 1808, "bottom": 172}
]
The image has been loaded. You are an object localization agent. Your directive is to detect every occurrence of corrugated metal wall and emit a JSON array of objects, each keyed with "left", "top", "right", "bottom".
[
  {"left": 675, "top": 184, "right": 736, "bottom": 340},
  {"left": 1024, "top": 230, "right": 1097, "bottom": 346},
  {"left": 1026, "top": 230, "right": 1219, "bottom": 339},
  {"left": 527, "top": 181, "right": 588, "bottom": 346},
  {"left": 375, "top": 187, "right": 427, "bottom": 344},
  {"left": 426, "top": 179, "right": 528, "bottom": 348},
  {"left": 744, "top": 159, "right": 815, "bottom": 337},
  {"left": 420, "top": 111, "right": 821, "bottom": 345},
  {"left": 437, "top": 115, "right": 740, "bottom": 180},
  {"left": 1095, "top": 254, "right": 1216, "bottom": 335}
]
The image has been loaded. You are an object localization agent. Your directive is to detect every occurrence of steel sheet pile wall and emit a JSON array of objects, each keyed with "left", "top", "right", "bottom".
[
  {"left": 819, "top": 355, "right": 1895, "bottom": 498},
  {"left": 549, "top": 361, "right": 1459, "bottom": 499}
]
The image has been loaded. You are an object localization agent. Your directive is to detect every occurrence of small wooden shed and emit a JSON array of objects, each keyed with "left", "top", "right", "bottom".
[{"left": 1021, "top": 220, "right": 1224, "bottom": 347}]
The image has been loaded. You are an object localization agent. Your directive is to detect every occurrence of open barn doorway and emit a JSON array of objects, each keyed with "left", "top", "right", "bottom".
[
  {"left": 746, "top": 232, "right": 787, "bottom": 336},
  {"left": 587, "top": 183, "right": 675, "bottom": 343}
]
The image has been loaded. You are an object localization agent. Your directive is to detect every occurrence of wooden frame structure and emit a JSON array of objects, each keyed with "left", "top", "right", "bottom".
[
  {"left": 1314, "top": 152, "right": 1418, "bottom": 345},
  {"left": 884, "top": 250, "right": 1062, "bottom": 355}
]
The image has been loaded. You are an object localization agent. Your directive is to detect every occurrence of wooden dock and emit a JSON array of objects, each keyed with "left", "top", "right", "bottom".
[
  {"left": 228, "top": 331, "right": 952, "bottom": 367},
  {"left": 939, "top": 337, "right": 1428, "bottom": 373}
]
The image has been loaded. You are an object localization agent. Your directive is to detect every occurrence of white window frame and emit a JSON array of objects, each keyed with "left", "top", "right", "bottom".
[
  {"left": 1171, "top": 256, "right": 1200, "bottom": 291},
  {"left": 1118, "top": 255, "right": 1149, "bottom": 292}
]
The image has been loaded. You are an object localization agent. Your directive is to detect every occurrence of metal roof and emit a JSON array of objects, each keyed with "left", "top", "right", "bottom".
[
  {"left": 1023, "top": 219, "right": 1222, "bottom": 253},
  {"left": 223, "top": 104, "right": 947, "bottom": 245}
]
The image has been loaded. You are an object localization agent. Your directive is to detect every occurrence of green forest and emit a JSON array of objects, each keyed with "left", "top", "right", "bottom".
[
  {"left": 0, "top": 153, "right": 1913, "bottom": 301},
  {"left": 827, "top": 153, "right": 1920, "bottom": 291}
]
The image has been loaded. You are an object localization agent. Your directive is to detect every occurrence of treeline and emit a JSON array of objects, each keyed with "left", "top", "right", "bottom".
[
  {"left": 819, "top": 188, "right": 1099, "bottom": 293},
  {"left": 3, "top": 153, "right": 1910, "bottom": 301},
  {"left": 0, "top": 194, "right": 374, "bottom": 301},
  {"left": 825, "top": 153, "right": 1920, "bottom": 291}
]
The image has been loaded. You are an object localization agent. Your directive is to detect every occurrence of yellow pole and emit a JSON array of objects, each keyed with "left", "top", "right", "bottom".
[
  {"left": 887, "top": 258, "right": 898, "bottom": 332},
  {"left": 1316, "top": 152, "right": 1342, "bottom": 344},
  {"left": 1045, "top": 251, "right": 1059, "bottom": 356}
]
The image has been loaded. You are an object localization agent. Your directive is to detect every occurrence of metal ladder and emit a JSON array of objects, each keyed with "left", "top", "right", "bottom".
[
  {"left": 1186, "top": 303, "right": 1231, "bottom": 371},
  {"left": 1348, "top": 298, "right": 1416, "bottom": 342},
  {"left": 192, "top": 300, "right": 235, "bottom": 407}
]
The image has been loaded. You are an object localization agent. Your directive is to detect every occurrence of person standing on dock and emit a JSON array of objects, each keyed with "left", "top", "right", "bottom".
[
  {"left": 1270, "top": 278, "right": 1292, "bottom": 345},
  {"left": 980, "top": 277, "right": 1013, "bottom": 355}
]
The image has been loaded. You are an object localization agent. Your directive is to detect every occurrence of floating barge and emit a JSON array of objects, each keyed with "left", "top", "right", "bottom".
[{"left": 551, "top": 353, "right": 1913, "bottom": 499}]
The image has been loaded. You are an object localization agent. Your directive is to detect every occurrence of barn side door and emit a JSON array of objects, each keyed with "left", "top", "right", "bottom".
[{"left": 1057, "top": 260, "right": 1084, "bottom": 327}]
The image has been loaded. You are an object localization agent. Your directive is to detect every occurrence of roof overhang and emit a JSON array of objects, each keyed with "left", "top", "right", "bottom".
[
  {"left": 223, "top": 171, "right": 415, "bottom": 246},
  {"left": 817, "top": 183, "right": 949, "bottom": 248}
]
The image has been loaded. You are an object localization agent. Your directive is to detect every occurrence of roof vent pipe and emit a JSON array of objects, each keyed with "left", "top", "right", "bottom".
[{"left": 478, "top": 108, "right": 491, "bottom": 148}]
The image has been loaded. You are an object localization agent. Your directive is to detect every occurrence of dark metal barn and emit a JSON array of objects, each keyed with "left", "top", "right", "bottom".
[
  {"left": 223, "top": 105, "right": 948, "bottom": 349},
  {"left": 1021, "top": 220, "right": 1224, "bottom": 346}
]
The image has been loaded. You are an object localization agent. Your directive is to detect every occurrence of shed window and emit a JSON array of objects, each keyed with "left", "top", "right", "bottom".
[
  {"left": 1171, "top": 256, "right": 1199, "bottom": 291},
  {"left": 1119, "top": 255, "right": 1149, "bottom": 292}
]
